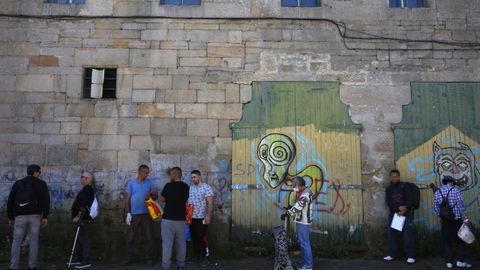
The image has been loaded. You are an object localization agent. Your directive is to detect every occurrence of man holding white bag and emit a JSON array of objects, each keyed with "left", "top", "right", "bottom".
[{"left": 434, "top": 176, "right": 472, "bottom": 269}]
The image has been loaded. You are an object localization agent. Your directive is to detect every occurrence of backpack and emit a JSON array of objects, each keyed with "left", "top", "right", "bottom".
[
  {"left": 14, "top": 178, "right": 38, "bottom": 215},
  {"left": 404, "top": 182, "right": 420, "bottom": 210},
  {"left": 439, "top": 188, "right": 455, "bottom": 220},
  {"left": 89, "top": 196, "right": 99, "bottom": 219}
]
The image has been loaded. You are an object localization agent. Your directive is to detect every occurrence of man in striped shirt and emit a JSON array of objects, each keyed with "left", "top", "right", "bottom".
[{"left": 433, "top": 176, "right": 472, "bottom": 269}]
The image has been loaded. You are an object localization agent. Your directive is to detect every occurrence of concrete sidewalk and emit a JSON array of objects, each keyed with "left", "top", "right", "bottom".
[{"left": 2, "top": 258, "right": 479, "bottom": 270}]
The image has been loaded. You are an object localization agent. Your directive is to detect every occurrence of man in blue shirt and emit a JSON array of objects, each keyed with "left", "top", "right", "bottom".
[
  {"left": 123, "top": 165, "right": 157, "bottom": 266},
  {"left": 433, "top": 176, "right": 472, "bottom": 269}
]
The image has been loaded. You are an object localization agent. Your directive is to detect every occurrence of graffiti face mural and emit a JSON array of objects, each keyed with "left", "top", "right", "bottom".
[
  {"left": 257, "top": 134, "right": 296, "bottom": 189},
  {"left": 434, "top": 141, "right": 477, "bottom": 192}
]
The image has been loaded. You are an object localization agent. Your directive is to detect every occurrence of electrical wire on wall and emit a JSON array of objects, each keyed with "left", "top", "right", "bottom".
[{"left": 0, "top": 14, "right": 479, "bottom": 51}]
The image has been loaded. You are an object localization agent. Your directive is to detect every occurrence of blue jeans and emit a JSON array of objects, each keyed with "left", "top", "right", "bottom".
[
  {"left": 296, "top": 223, "right": 313, "bottom": 268},
  {"left": 388, "top": 212, "right": 416, "bottom": 258}
]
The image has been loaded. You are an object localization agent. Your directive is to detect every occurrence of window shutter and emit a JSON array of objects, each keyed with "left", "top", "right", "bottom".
[
  {"left": 183, "top": 0, "right": 201, "bottom": 5},
  {"left": 302, "top": 0, "right": 320, "bottom": 7},
  {"left": 389, "top": 0, "right": 402, "bottom": 8},
  {"left": 90, "top": 69, "right": 105, "bottom": 99},
  {"left": 282, "top": 0, "right": 299, "bottom": 7},
  {"left": 408, "top": 0, "right": 424, "bottom": 8}
]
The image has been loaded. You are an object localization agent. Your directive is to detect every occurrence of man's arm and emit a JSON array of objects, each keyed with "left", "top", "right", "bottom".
[
  {"left": 124, "top": 193, "right": 131, "bottom": 215},
  {"left": 433, "top": 190, "right": 441, "bottom": 216},
  {"left": 287, "top": 195, "right": 309, "bottom": 216},
  {"left": 205, "top": 196, "right": 214, "bottom": 224},
  {"left": 404, "top": 183, "right": 413, "bottom": 210},
  {"left": 386, "top": 188, "right": 398, "bottom": 213},
  {"left": 40, "top": 181, "right": 50, "bottom": 227},
  {"left": 7, "top": 183, "right": 17, "bottom": 225}
]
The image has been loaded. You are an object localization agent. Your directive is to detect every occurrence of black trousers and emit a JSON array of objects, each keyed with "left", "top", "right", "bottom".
[
  {"left": 125, "top": 214, "right": 154, "bottom": 261},
  {"left": 190, "top": 218, "right": 208, "bottom": 259},
  {"left": 73, "top": 221, "right": 91, "bottom": 263},
  {"left": 441, "top": 219, "right": 466, "bottom": 263}
]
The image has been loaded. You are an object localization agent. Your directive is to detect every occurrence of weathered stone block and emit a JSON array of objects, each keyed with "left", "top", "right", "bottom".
[
  {"left": 0, "top": 143, "right": 11, "bottom": 165},
  {"left": 129, "top": 49, "right": 177, "bottom": 68},
  {"left": 118, "top": 118, "right": 150, "bottom": 135},
  {"left": 141, "top": 29, "right": 168, "bottom": 40},
  {"left": 60, "top": 122, "right": 81, "bottom": 134},
  {"left": 67, "top": 103, "right": 94, "bottom": 117},
  {"left": 207, "top": 43, "right": 245, "bottom": 58},
  {"left": 88, "top": 135, "right": 129, "bottom": 150},
  {"left": 239, "top": 84, "right": 252, "bottom": 103},
  {"left": 0, "top": 133, "right": 41, "bottom": 144},
  {"left": 74, "top": 48, "right": 129, "bottom": 66},
  {"left": 132, "top": 89, "right": 156, "bottom": 102},
  {"left": 340, "top": 85, "right": 411, "bottom": 106},
  {"left": 175, "top": 104, "right": 207, "bottom": 119},
  {"left": 15, "top": 75, "right": 55, "bottom": 92},
  {"left": 120, "top": 104, "right": 138, "bottom": 117},
  {"left": 133, "top": 75, "right": 172, "bottom": 89},
  {"left": 12, "top": 143, "right": 45, "bottom": 165},
  {"left": 118, "top": 150, "right": 141, "bottom": 171},
  {"left": 215, "top": 137, "right": 232, "bottom": 155},
  {"left": 0, "top": 122, "right": 33, "bottom": 134},
  {"left": 207, "top": 104, "right": 242, "bottom": 120},
  {"left": 66, "top": 75, "right": 83, "bottom": 98},
  {"left": 197, "top": 90, "right": 225, "bottom": 103},
  {"left": 219, "top": 120, "right": 234, "bottom": 137},
  {"left": 41, "top": 134, "right": 66, "bottom": 145},
  {"left": 138, "top": 103, "right": 174, "bottom": 118},
  {"left": 94, "top": 102, "right": 120, "bottom": 117},
  {"left": 25, "top": 93, "right": 65, "bottom": 104},
  {"left": 160, "top": 136, "right": 196, "bottom": 154},
  {"left": 0, "top": 75, "right": 16, "bottom": 92},
  {"left": 28, "top": 55, "right": 59, "bottom": 67},
  {"left": 78, "top": 150, "right": 117, "bottom": 171},
  {"left": 34, "top": 122, "right": 60, "bottom": 134},
  {"left": 165, "top": 90, "right": 197, "bottom": 103},
  {"left": 130, "top": 135, "right": 156, "bottom": 150},
  {"left": 187, "top": 119, "right": 218, "bottom": 137},
  {"left": 225, "top": 84, "right": 239, "bottom": 103},
  {"left": 81, "top": 117, "right": 118, "bottom": 134},
  {"left": 151, "top": 118, "right": 186, "bottom": 136},
  {"left": 0, "top": 105, "right": 14, "bottom": 118},
  {"left": 46, "top": 144, "right": 77, "bottom": 165}
]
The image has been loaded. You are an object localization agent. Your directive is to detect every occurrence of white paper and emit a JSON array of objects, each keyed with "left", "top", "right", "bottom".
[
  {"left": 91, "top": 69, "right": 105, "bottom": 84},
  {"left": 90, "top": 83, "right": 103, "bottom": 99},
  {"left": 390, "top": 213, "right": 406, "bottom": 231}
]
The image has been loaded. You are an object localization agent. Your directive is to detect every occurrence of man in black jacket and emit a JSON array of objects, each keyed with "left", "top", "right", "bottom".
[
  {"left": 7, "top": 164, "right": 50, "bottom": 270},
  {"left": 383, "top": 169, "right": 416, "bottom": 264}
]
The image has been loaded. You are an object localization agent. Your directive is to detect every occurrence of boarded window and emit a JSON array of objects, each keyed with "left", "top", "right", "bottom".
[{"left": 82, "top": 68, "right": 117, "bottom": 99}]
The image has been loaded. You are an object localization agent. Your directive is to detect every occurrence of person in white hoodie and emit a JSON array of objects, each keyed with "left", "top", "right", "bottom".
[{"left": 282, "top": 177, "right": 313, "bottom": 270}]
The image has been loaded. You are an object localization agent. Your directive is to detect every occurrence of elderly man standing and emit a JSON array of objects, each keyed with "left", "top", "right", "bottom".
[
  {"left": 123, "top": 165, "right": 157, "bottom": 266},
  {"left": 7, "top": 164, "right": 50, "bottom": 270},
  {"left": 188, "top": 170, "right": 214, "bottom": 266}
]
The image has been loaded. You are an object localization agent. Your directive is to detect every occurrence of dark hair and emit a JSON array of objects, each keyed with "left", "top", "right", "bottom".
[
  {"left": 171, "top": 167, "right": 182, "bottom": 176},
  {"left": 138, "top": 164, "right": 150, "bottom": 172},
  {"left": 27, "top": 164, "right": 41, "bottom": 176},
  {"left": 389, "top": 169, "right": 400, "bottom": 176},
  {"left": 442, "top": 176, "right": 455, "bottom": 185},
  {"left": 84, "top": 171, "right": 97, "bottom": 192},
  {"left": 293, "top": 176, "right": 306, "bottom": 187},
  {"left": 191, "top": 170, "right": 201, "bottom": 177}
]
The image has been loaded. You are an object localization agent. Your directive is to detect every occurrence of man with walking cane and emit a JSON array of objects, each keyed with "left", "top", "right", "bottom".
[{"left": 68, "top": 171, "right": 97, "bottom": 269}]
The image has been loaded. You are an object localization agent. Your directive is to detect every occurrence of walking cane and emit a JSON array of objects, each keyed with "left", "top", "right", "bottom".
[{"left": 68, "top": 211, "right": 85, "bottom": 269}]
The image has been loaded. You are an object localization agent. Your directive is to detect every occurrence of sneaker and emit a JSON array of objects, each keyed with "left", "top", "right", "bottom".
[
  {"left": 67, "top": 262, "right": 82, "bottom": 266},
  {"left": 406, "top": 258, "right": 416, "bottom": 264},
  {"left": 75, "top": 263, "right": 92, "bottom": 269},
  {"left": 446, "top": 263, "right": 453, "bottom": 269},
  {"left": 457, "top": 261, "right": 473, "bottom": 268},
  {"left": 383, "top": 256, "right": 394, "bottom": 261},
  {"left": 298, "top": 266, "right": 313, "bottom": 270}
]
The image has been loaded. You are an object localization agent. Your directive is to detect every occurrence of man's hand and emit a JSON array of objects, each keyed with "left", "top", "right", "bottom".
[
  {"left": 8, "top": 220, "right": 14, "bottom": 227},
  {"left": 41, "top": 218, "right": 48, "bottom": 228},
  {"left": 398, "top": 206, "right": 407, "bottom": 216},
  {"left": 126, "top": 213, "right": 132, "bottom": 226},
  {"left": 281, "top": 214, "right": 288, "bottom": 221},
  {"left": 205, "top": 216, "right": 211, "bottom": 225},
  {"left": 72, "top": 217, "right": 80, "bottom": 224}
]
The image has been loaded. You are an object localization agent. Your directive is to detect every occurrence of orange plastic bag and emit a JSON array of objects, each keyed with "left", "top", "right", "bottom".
[
  {"left": 145, "top": 198, "right": 163, "bottom": 220},
  {"left": 186, "top": 204, "right": 194, "bottom": 225}
]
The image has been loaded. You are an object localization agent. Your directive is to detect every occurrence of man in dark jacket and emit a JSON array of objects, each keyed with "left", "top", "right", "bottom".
[
  {"left": 7, "top": 164, "right": 50, "bottom": 270},
  {"left": 383, "top": 169, "right": 416, "bottom": 264},
  {"left": 69, "top": 171, "right": 96, "bottom": 269}
]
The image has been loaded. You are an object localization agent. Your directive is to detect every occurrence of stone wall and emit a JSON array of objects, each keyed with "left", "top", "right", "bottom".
[{"left": 1, "top": 0, "right": 480, "bottom": 259}]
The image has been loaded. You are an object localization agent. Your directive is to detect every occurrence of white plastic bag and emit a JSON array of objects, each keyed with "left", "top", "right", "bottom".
[
  {"left": 89, "top": 196, "right": 99, "bottom": 219},
  {"left": 458, "top": 223, "right": 475, "bottom": 244}
]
